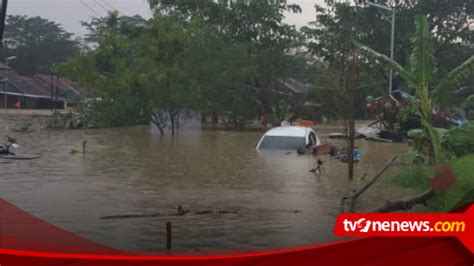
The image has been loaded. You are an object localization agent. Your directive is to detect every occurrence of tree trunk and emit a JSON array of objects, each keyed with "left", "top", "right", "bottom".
[
  {"left": 372, "top": 189, "right": 435, "bottom": 213},
  {"left": 157, "top": 125, "right": 164, "bottom": 135},
  {"left": 169, "top": 110, "right": 176, "bottom": 136},
  {"left": 347, "top": 50, "right": 359, "bottom": 180},
  {"left": 176, "top": 113, "right": 180, "bottom": 130},
  {"left": 151, "top": 111, "right": 166, "bottom": 136},
  {"left": 348, "top": 120, "right": 355, "bottom": 180},
  {"left": 341, "top": 155, "right": 397, "bottom": 213}
]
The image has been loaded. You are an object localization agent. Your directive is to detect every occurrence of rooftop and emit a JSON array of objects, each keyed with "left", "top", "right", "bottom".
[{"left": 0, "top": 68, "right": 88, "bottom": 100}]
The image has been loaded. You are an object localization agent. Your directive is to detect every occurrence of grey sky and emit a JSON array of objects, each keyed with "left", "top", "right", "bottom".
[{"left": 8, "top": 0, "right": 324, "bottom": 37}]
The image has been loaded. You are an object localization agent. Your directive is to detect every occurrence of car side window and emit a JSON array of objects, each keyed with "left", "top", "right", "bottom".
[{"left": 308, "top": 132, "right": 316, "bottom": 146}]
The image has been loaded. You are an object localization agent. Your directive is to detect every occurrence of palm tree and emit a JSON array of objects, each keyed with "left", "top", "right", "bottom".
[{"left": 355, "top": 14, "right": 474, "bottom": 162}]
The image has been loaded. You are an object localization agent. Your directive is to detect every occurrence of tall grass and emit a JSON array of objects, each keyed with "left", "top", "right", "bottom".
[{"left": 385, "top": 155, "right": 474, "bottom": 212}]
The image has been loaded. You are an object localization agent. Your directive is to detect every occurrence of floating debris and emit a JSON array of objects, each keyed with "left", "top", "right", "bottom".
[{"left": 100, "top": 206, "right": 301, "bottom": 220}]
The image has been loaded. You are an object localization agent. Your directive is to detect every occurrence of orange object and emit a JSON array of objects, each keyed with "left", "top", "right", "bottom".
[
  {"left": 428, "top": 164, "right": 457, "bottom": 193},
  {"left": 314, "top": 143, "right": 332, "bottom": 155},
  {"left": 298, "top": 119, "right": 314, "bottom": 127}
]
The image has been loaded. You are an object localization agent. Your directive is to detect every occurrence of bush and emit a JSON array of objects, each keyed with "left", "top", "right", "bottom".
[
  {"left": 463, "top": 95, "right": 474, "bottom": 111},
  {"left": 47, "top": 111, "right": 74, "bottom": 129},
  {"left": 406, "top": 128, "right": 447, "bottom": 162},
  {"left": 76, "top": 96, "right": 150, "bottom": 128},
  {"left": 441, "top": 121, "right": 474, "bottom": 157}
]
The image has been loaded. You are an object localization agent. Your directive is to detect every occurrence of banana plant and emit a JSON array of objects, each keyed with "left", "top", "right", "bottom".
[{"left": 355, "top": 14, "right": 474, "bottom": 162}]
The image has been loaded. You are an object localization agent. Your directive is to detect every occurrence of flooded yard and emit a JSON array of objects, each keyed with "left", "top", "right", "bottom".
[{"left": 0, "top": 118, "right": 413, "bottom": 252}]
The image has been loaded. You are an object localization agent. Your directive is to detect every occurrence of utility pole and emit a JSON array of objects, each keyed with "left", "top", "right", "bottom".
[
  {"left": 4, "top": 55, "right": 15, "bottom": 109},
  {"left": 389, "top": 8, "right": 395, "bottom": 94},
  {"left": 50, "top": 71, "right": 54, "bottom": 110},
  {"left": 0, "top": 0, "right": 8, "bottom": 47},
  {"left": 54, "top": 75, "right": 58, "bottom": 109},
  {"left": 1, "top": 0, "right": 8, "bottom": 108},
  {"left": 366, "top": 2, "right": 395, "bottom": 95}
]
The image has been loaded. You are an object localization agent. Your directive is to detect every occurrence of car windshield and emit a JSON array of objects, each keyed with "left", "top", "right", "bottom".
[{"left": 258, "top": 136, "right": 306, "bottom": 150}]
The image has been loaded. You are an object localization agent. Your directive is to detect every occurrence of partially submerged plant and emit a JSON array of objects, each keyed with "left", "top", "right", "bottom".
[{"left": 356, "top": 14, "right": 474, "bottom": 162}]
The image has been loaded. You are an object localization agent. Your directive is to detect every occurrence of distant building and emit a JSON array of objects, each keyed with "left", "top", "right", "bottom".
[
  {"left": 0, "top": 63, "right": 88, "bottom": 109},
  {"left": 279, "top": 78, "right": 310, "bottom": 119},
  {"left": 280, "top": 78, "right": 309, "bottom": 96}
]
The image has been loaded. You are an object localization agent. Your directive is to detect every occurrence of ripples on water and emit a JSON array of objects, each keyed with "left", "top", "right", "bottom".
[{"left": 1, "top": 121, "right": 412, "bottom": 252}]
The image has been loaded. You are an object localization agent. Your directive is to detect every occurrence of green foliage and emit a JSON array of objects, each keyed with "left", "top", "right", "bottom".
[
  {"left": 58, "top": 1, "right": 472, "bottom": 134},
  {"left": 63, "top": 2, "right": 301, "bottom": 133},
  {"left": 303, "top": 2, "right": 389, "bottom": 120},
  {"left": 357, "top": 14, "right": 474, "bottom": 162},
  {"left": 385, "top": 164, "right": 432, "bottom": 189},
  {"left": 397, "top": 99, "right": 418, "bottom": 123},
  {"left": 303, "top": 10, "right": 349, "bottom": 112},
  {"left": 407, "top": 128, "right": 447, "bottom": 161},
  {"left": 46, "top": 111, "right": 73, "bottom": 129},
  {"left": 463, "top": 95, "right": 474, "bottom": 111},
  {"left": 305, "top": 0, "right": 474, "bottom": 109},
  {"left": 0, "top": 15, "right": 80, "bottom": 75},
  {"left": 61, "top": 12, "right": 150, "bottom": 128},
  {"left": 441, "top": 122, "right": 474, "bottom": 158},
  {"left": 385, "top": 154, "right": 474, "bottom": 212},
  {"left": 149, "top": 0, "right": 301, "bottom": 117},
  {"left": 434, "top": 56, "right": 474, "bottom": 105},
  {"left": 272, "top": 100, "right": 292, "bottom": 122},
  {"left": 305, "top": 67, "right": 352, "bottom": 120}
]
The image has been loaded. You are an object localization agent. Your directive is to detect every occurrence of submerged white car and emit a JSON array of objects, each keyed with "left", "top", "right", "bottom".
[{"left": 256, "top": 126, "right": 321, "bottom": 150}]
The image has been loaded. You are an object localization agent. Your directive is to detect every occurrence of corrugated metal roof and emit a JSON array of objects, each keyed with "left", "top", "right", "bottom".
[
  {"left": 281, "top": 78, "right": 309, "bottom": 94},
  {"left": 0, "top": 69, "right": 88, "bottom": 99}
]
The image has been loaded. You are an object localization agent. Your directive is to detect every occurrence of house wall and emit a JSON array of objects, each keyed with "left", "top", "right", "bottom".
[{"left": 0, "top": 94, "right": 64, "bottom": 109}]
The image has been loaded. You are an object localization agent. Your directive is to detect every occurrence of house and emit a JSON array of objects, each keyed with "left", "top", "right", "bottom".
[
  {"left": 281, "top": 78, "right": 309, "bottom": 96},
  {"left": 0, "top": 63, "right": 87, "bottom": 109},
  {"left": 280, "top": 78, "right": 310, "bottom": 120}
]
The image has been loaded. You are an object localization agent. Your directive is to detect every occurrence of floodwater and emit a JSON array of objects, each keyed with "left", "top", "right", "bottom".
[{"left": 0, "top": 119, "right": 412, "bottom": 253}]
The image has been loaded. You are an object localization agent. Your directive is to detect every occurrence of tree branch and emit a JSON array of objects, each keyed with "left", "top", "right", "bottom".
[
  {"left": 342, "top": 155, "right": 397, "bottom": 203},
  {"left": 371, "top": 189, "right": 436, "bottom": 213}
]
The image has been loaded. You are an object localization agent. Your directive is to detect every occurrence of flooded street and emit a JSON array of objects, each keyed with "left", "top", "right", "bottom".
[{"left": 1, "top": 119, "right": 413, "bottom": 253}]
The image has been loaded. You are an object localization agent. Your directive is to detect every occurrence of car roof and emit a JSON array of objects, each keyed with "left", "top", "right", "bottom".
[{"left": 263, "top": 126, "right": 312, "bottom": 137}]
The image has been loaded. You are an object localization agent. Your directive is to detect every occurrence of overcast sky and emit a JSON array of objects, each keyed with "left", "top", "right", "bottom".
[{"left": 8, "top": 0, "right": 324, "bottom": 37}]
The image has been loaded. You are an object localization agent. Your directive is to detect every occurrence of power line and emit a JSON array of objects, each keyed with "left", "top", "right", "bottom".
[
  {"left": 80, "top": 0, "right": 102, "bottom": 17},
  {"left": 100, "top": 0, "right": 128, "bottom": 16},
  {"left": 100, "top": 0, "right": 116, "bottom": 11},
  {"left": 92, "top": 0, "right": 112, "bottom": 13}
]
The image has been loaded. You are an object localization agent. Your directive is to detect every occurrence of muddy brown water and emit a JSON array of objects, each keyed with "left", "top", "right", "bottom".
[{"left": 0, "top": 118, "right": 413, "bottom": 252}]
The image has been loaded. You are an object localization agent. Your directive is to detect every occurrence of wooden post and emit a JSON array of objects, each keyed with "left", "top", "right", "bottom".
[
  {"left": 341, "top": 155, "right": 397, "bottom": 213},
  {"left": 166, "top": 221, "right": 172, "bottom": 251}
]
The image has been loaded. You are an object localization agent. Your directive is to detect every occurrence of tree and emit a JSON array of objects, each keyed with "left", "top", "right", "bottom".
[
  {"left": 139, "top": 15, "right": 199, "bottom": 135},
  {"left": 148, "top": 0, "right": 303, "bottom": 127},
  {"left": 61, "top": 12, "right": 150, "bottom": 127},
  {"left": 356, "top": 14, "right": 474, "bottom": 162},
  {"left": 1, "top": 15, "right": 80, "bottom": 75},
  {"left": 303, "top": 1, "right": 386, "bottom": 120},
  {"left": 81, "top": 13, "right": 148, "bottom": 44},
  {"left": 304, "top": 0, "right": 473, "bottom": 108},
  {"left": 304, "top": 2, "right": 364, "bottom": 180},
  {"left": 463, "top": 95, "right": 474, "bottom": 116}
]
